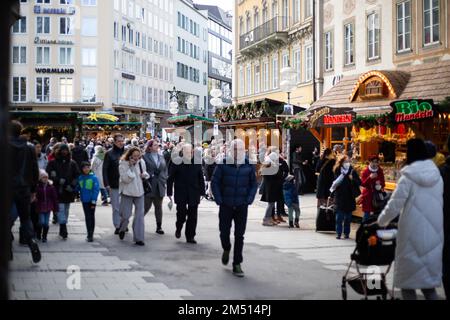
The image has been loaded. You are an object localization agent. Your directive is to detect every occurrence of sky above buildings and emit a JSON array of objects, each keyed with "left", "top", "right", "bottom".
[{"left": 194, "top": 0, "right": 233, "bottom": 13}]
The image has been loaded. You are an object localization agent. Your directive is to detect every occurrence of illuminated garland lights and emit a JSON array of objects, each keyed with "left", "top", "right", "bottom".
[{"left": 214, "top": 100, "right": 282, "bottom": 122}]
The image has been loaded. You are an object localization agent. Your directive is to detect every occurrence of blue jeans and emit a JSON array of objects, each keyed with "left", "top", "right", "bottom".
[
  {"left": 39, "top": 212, "right": 50, "bottom": 228},
  {"left": 58, "top": 203, "right": 71, "bottom": 225},
  {"left": 336, "top": 210, "right": 352, "bottom": 237}
]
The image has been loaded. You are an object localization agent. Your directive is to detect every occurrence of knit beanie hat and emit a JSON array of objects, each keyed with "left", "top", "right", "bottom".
[{"left": 406, "top": 138, "right": 428, "bottom": 165}]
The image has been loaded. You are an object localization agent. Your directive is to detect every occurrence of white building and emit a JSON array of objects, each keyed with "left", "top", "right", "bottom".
[
  {"left": 173, "top": 0, "right": 208, "bottom": 114},
  {"left": 10, "top": 0, "right": 175, "bottom": 128}
]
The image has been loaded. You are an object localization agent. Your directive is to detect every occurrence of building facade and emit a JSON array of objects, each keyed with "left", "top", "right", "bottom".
[
  {"left": 173, "top": 0, "right": 208, "bottom": 115},
  {"left": 194, "top": 3, "right": 233, "bottom": 118},
  {"left": 234, "top": 0, "right": 317, "bottom": 109},
  {"left": 10, "top": 0, "right": 175, "bottom": 128},
  {"left": 320, "top": 0, "right": 450, "bottom": 94}
]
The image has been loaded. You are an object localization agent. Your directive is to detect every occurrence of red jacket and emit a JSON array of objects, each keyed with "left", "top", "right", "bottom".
[
  {"left": 36, "top": 182, "right": 59, "bottom": 213},
  {"left": 360, "top": 166, "right": 385, "bottom": 213}
]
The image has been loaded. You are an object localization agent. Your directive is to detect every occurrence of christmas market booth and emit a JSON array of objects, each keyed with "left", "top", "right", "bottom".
[
  {"left": 284, "top": 61, "right": 450, "bottom": 216},
  {"left": 165, "top": 114, "right": 216, "bottom": 143},
  {"left": 80, "top": 112, "right": 143, "bottom": 139},
  {"left": 10, "top": 111, "right": 81, "bottom": 143}
]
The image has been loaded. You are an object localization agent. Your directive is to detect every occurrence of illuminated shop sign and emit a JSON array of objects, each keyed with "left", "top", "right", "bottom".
[
  {"left": 391, "top": 99, "right": 435, "bottom": 123},
  {"left": 34, "top": 6, "right": 76, "bottom": 15},
  {"left": 310, "top": 107, "right": 354, "bottom": 127},
  {"left": 323, "top": 114, "right": 353, "bottom": 125}
]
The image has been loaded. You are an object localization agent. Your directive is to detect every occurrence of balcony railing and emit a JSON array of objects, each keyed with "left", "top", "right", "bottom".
[{"left": 239, "top": 16, "right": 290, "bottom": 51}]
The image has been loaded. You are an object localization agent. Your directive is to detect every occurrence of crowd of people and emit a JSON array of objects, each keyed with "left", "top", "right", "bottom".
[{"left": 7, "top": 119, "right": 450, "bottom": 295}]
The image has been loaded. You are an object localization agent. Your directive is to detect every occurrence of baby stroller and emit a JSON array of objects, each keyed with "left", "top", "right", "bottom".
[{"left": 341, "top": 213, "right": 397, "bottom": 300}]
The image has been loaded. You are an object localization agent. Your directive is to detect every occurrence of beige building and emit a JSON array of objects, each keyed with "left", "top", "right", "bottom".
[
  {"left": 321, "top": 0, "right": 450, "bottom": 93},
  {"left": 234, "top": 0, "right": 317, "bottom": 109},
  {"left": 10, "top": 0, "right": 175, "bottom": 127}
]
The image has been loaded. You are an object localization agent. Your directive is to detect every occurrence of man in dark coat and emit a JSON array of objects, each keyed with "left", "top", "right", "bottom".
[
  {"left": 46, "top": 144, "right": 80, "bottom": 239},
  {"left": 291, "top": 146, "right": 307, "bottom": 195},
  {"left": 71, "top": 139, "right": 89, "bottom": 171},
  {"left": 9, "top": 120, "right": 41, "bottom": 263},
  {"left": 167, "top": 144, "right": 205, "bottom": 244},
  {"left": 211, "top": 139, "right": 258, "bottom": 277},
  {"left": 441, "top": 136, "right": 450, "bottom": 300},
  {"left": 102, "top": 134, "right": 125, "bottom": 234}
]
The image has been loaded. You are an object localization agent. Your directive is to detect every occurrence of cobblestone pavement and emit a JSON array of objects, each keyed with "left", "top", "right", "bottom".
[{"left": 8, "top": 194, "right": 445, "bottom": 300}]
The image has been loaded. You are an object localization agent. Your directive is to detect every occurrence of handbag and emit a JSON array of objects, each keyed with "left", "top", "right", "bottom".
[
  {"left": 372, "top": 189, "right": 388, "bottom": 211},
  {"left": 138, "top": 161, "right": 152, "bottom": 195}
]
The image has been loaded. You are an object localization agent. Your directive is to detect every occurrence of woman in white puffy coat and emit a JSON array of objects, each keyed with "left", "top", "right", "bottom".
[
  {"left": 117, "top": 147, "right": 150, "bottom": 246},
  {"left": 378, "top": 139, "right": 444, "bottom": 300}
]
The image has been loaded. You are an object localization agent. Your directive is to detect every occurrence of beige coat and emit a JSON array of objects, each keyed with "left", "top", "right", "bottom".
[{"left": 119, "top": 159, "right": 150, "bottom": 198}]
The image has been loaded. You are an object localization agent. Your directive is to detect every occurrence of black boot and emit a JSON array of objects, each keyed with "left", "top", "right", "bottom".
[
  {"left": 52, "top": 213, "right": 58, "bottom": 224},
  {"left": 156, "top": 223, "right": 164, "bottom": 235},
  {"left": 42, "top": 226, "right": 49, "bottom": 243},
  {"left": 59, "top": 224, "right": 68, "bottom": 240},
  {"left": 295, "top": 219, "right": 300, "bottom": 229}
]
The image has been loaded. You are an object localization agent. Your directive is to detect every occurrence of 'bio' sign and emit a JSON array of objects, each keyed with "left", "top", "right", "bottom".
[{"left": 391, "top": 99, "right": 435, "bottom": 123}]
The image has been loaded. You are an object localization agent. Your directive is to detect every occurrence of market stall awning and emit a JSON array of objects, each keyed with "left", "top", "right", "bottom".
[
  {"left": 167, "top": 114, "right": 215, "bottom": 126},
  {"left": 83, "top": 122, "right": 142, "bottom": 125},
  {"left": 311, "top": 60, "right": 450, "bottom": 112}
]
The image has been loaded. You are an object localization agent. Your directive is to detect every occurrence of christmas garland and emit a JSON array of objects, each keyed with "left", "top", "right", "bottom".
[{"left": 353, "top": 113, "right": 395, "bottom": 129}]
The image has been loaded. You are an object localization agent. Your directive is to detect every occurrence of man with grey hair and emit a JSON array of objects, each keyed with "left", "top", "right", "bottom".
[{"left": 211, "top": 139, "right": 258, "bottom": 277}]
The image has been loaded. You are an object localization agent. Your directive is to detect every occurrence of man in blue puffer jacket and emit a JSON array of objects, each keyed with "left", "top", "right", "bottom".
[{"left": 211, "top": 139, "right": 258, "bottom": 277}]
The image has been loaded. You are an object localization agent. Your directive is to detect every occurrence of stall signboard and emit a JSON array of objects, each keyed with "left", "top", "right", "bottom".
[
  {"left": 309, "top": 107, "right": 355, "bottom": 127},
  {"left": 87, "top": 113, "right": 119, "bottom": 122},
  {"left": 391, "top": 99, "right": 435, "bottom": 123}
]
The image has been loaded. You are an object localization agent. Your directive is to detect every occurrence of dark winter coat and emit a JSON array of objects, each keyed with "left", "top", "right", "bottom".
[
  {"left": 36, "top": 182, "right": 58, "bottom": 213},
  {"left": 10, "top": 136, "right": 39, "bottom": 194},
  {"left": 260, "top": 158, "right": 288, "bottom": 203},
  {"left": 283, "top": 180, "right": 299, "bottom": 207},
  {"left": 102, "top": 145, "right": 125, "bottom": 189},
  {"left": 333, "top": 167, "right": 361, "bottom": 213},
  {"left": 71, "top": 145, "right": 89, "bottom": 170},
  {"left": 316, "top": 158, "right": 336, "bottom": 199},
  {"left": 203, "top": 162, "right": 217, "bottom": 182},
  {"left": 441, "top": 157, "right": 450, "bottom": 281},
  {"left": 143, "top": 152, "right": 168, "bottom": 198},
  {"left": 361, "top": 166, "right": 386, "bottom": 213},
  {"left": 211, "top": 158, "right": 258, "bottom": 207},
  {"left": 291, "top": 151, "right": 304, "bottom": 170},
  {"left": 46, "top": 155, "right": 80, "bottom": 203},
  {"left": 167, "top": 162, "right": 205, "bottom": 206}
]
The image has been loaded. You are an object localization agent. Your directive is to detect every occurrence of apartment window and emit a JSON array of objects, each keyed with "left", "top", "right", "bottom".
[
  {"left": 114, "top": 50, "right": 120, "bottom": 68},
  {"left": 59, "top": 78, "right": 73, "bottom": 103},
  {"left": 122, "top": 25, "right": 127, "bottom": 41},
  {"left": 239, "top": 19, "right": 244, "bottom": 36},
  {"left": 12, "top": 17, "right": 27, "bottom": 34},
  {"left": 114, "top": 21, "right": 119, "bottom": 39},
  {"left": 36, "top": 16, "right": 50, "bottom": 34},
  {"left": 148, "top": 88, "right": 152, "bottom": 105},
  {"left": 239, "top": 67, "right": 244, "bottom": 96},
  {"left": 246, "top": 16, "right": 251, "bottom": 33},
  {"left": 294, "top": 49, "right": 301, "bottom": 83},
  {"left": 305, "top": 45, "right": 313, "bottom": 81},
  {"left": 61, "top": 0, "right": 75, "bottom": 4},
  {"left": 293, "top": 0, "right": 301, "bottom": 23},
  {"left": 324, "top": 31, "right": 333, "bottom": 71},
  {"left": 82, "top": 17, "right": 97, "bottom": 36},
  {"left": 263, "top": 61, "right": 269, "bottom": 91},
  {"left": 254, "top": 12, "right": 259, "bottom": 29},
  {"left": 305, "top": 0, "right": 313, "bottom": 18},
  {"left": 12, "top": 77, "right": 26, "bottom": 102},
  {"left": 114, "top": 80, "right": 119, "bottom": 103},
  {"left": 344, "top": 23, "right": 354, "bottom": 65},
  {"left": 13, "top": 46, "right": 26, "bottom": 64},
  {"left": 282, "top": 0, "right": 289, "bottom": 29},
  {"left": 246, "top": 65, "right": 252, "bottom": 95},
  {"left": 154, "top": 64, "right": 158, "bottom": 78},
  {"left": 59, "top": 47, "right": 73, "bottom": 65},
  {"left": 272, "top": 1, "right": 278, "bottom": 18},
  {"left": 36, "top": 46, "right": 50, "bottom": 65},
  {"left": 82, "top": 48, "right": 96, "bottom": 66},
  {"left": 81, "top": 0, "right": 97, "bottom": 5},
  {"left": 367, "top": 12, "right": 380, "bottom": 60},
  {"left": 255, "top": 64, "right": 260, "bottom": 94},
  {"left": 60, "top": 17, "right": 74, "bottom": 35},
  {"left": 37, "top": 0, "right": 51, "bottom": 3},
  {"left": 148, "top": 62, "right": 153, "bottom": 77},
  {"left": 81, "top": 77, "right": 97, "bottom": 102},
  {"left": 423, "top": 0, "right": 439, "bottom": 45},
  {"left": 282, "top": 53, "right": 289, "bottom": 68},
  {"left": 272, "top": 58, "right": 279, "bottom": 89},
  {"left": 142, "top": 60, "right": 146, "bottom": 75},
  {"left": 36, "top": 77, "right": 50, "bottom": 102},
  {"left": 396, "top": 1, "right": 411, "bottom": 52}
]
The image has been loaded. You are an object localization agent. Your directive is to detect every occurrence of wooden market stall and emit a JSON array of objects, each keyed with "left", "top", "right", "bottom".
[
  {"left": 165, "top": 114, "right": 216, "bottom": 143},
  {"left": 80, "top": 112, "right": 143, "bottom": 139},
  {"left": 285, "top": 61, "right": 450, "bottom": 217}
]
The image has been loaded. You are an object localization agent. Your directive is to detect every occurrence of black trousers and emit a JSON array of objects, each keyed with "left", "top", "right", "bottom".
[
  {"left": 82, "top": 203, "right": 96, "bottom": 238},
  {"left": 30, "top": 202, "right": 39, "bottom": 237},
  {"left": 176, "top": 203, "right": 198, "bottom": 240},
  {"left": 271, "top": 198, "right": 286, "bottom": 217},
  {"left": 219, "top": 205, "right": 248, "bottom": 266},
  {"left": 10, "top": 189, "right": 35, "bottom": 248}
]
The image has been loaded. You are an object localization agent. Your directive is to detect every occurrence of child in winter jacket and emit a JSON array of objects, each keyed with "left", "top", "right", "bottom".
[
  {"left": 77, "top": 162, "right": 100, "bottom": 242},
  {"left": 283, "top": 175, "right": 301, "bottom": 228},
  {"left": 36, "top": 170, "right": 58, "bottom": 242}
]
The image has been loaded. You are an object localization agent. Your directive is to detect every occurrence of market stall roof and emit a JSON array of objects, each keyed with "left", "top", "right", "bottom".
[
  {"left": 83, "top": 122, "right": 142, "bottom": 125},
  {"left": 167, "top": 114, "right": 215, "bottom": 125},
  {"left": 311, "top": 60, "right": 450, "bottom": 112}
]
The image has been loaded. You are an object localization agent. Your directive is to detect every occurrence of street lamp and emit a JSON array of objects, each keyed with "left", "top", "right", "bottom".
[
  {"left": 148, "top": 112, "right": 156, "bottom": 138},
  {"left": 168, "top": 86, "right": 180, "bottom": 115},
  {"left": 186, "top": 95, "right": 196, "bottom": 112},
  {"left": 280, "top": 66, "right": 297, "bottom": 166},
  {"left": 210, "top": 88, "right": 223, "bottom": 114}
]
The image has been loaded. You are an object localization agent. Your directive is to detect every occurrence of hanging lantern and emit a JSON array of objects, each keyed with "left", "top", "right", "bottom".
[
  {"left": 379, "top": 125, "right": 387, "bottom": 135},
  {"left": 396, "top": 123, "right": 406, "bottom": 135}
]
